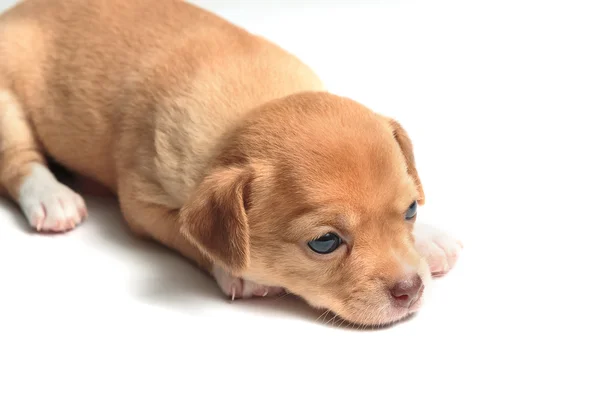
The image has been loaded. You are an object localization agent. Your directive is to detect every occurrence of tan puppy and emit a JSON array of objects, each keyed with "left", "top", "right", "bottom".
[{"left": 0, "top": 0, "right": 462, "bottom": 326}]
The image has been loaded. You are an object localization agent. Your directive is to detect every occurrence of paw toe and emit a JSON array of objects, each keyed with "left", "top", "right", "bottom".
[
  {"left": 428, "top": 244, "right": 450, "bottom": 276},
  {"left": 30, "top": 207, "right": 46, "bottom": 232},
  {"left": 414, "top": 224, "right": 463, "bottom": 276},
  {"left": 18, "top": 166, "right": 87, "bottom": 234},
  {"left": 40, "top": 193, "right": 86, "bottom": 232},
  {"left": 212, "top": 266, "right": 285, "bottom": 300}
]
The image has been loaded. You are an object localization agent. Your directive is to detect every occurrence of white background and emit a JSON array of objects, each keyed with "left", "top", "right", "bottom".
[{"left": 1, "top": 1, "right": 599, "bottom": 399}]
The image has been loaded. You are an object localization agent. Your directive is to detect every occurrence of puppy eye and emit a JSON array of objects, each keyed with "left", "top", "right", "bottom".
[
  {"left": 307, "top": 233, "right": 342, "bottom": 254},
  {"left": 405, "top": 201, "right": 418, "bottom": 220}
]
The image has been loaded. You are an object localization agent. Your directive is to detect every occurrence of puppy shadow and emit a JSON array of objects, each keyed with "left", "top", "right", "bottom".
[
  {"left": 0, "top": 197, "right": 41, "bottom": 233},
  {"left": 1, "top": 177, "right": 410, "bottom": 330},
  {"left": 243, "top": 296, "right": 416, "bottom": 331},
  {"left": 64, "top": 191, "right": 325, "bottom": 324},
  {"left": 86, "top": 197, "right": 417, "bottom": 330}
]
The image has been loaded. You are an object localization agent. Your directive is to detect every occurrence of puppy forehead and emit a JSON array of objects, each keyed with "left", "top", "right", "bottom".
[
  {"left": 279, "top": 166, "right": 417, "bottom": 233},
  {"left": 247, "top": 93, "right": 419, "bottom": 219},
  {"left": 287, "top": 140, "right": 414, "bottom": 205},
  {"left": 268, "top": 143, "right": 416, "bottom": 227}
]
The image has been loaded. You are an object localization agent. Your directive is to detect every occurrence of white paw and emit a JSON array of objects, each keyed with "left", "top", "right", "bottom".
[
  {"left": 413, "top": 222, "right": 463, "bottom": 277},
  {"left": 212, "top": 266, "right": 285, "bottom": 300},
  {"left": 18, "top": 164, "right": 87, "bottom": 232}
]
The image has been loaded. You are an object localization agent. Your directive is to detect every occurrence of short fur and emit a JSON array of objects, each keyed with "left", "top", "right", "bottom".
[{"left": 0, "top": 0, "right": 456, "bottom": 326}]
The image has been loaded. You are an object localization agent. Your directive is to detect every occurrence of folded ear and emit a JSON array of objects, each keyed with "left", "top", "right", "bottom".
[
  {"left": 179, "top": 166, "right": 252, "bottom": 274},
  {"left": 389, "top": 119, "right": 425, "bottom": 205}
]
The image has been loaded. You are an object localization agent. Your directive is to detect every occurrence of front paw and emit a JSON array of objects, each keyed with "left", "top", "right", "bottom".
[
  {"left": 413, "top": 223, "right": 463, "bottom": 277},
  {"left": 212, "top": 266, "right": 285, "bottom": 300}
]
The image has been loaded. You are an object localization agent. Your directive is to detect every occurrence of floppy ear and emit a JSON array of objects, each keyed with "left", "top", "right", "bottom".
[
  {"left": 389, "top": 119, "right": 425, "bottom": 205},
  {"left": 179, "top": 166, "right": 252, "bottom": 274}
]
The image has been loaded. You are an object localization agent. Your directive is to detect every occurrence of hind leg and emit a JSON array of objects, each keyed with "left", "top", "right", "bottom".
[{"left": 0, "top": 90, "right": 87, "bottom": 232}]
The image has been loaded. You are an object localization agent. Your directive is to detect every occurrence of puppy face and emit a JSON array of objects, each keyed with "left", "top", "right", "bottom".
[{"left": 181, "top": 92, "right": 430, "bottom": 326}]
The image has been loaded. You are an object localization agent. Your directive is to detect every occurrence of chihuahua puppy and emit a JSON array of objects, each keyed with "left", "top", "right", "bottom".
[{"left": 0, "top": 0, "right": 461, "bottom": 326}]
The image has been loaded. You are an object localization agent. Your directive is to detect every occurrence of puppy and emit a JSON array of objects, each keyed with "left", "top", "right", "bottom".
[{"left": 0, "top": 0, "right": 462, "bottom": 326}]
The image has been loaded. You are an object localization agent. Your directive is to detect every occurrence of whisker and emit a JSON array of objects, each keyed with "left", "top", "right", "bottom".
[
  {"left": 326, "top": 314, "right": 337, "bottom": 326},
  {"left": 315, "top": 310, "right": 329, "bottom": 323},
  {"left": 276, "top": 291, "right": 292, "bottom": 300}
]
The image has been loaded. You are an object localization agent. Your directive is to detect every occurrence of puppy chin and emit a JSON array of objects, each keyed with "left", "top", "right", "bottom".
[{"left": 331, "top": 270, "right": 431, "bottom": 327}]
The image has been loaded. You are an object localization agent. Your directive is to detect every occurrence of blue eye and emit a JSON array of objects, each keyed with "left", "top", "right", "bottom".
[
  {"left": 405, "top": 201, "right": 417, "bottom": 220},
  {"left": 307, "top": 233, "right": 342, "bottom": 254}
]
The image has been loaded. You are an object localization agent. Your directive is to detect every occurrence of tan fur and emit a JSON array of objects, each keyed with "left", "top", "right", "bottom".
[{"left": 0, "top": 0, "right": 430, "bottom": 326}]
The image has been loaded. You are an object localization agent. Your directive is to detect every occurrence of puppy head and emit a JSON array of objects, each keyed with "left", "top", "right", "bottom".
[{"left": 181, "top": 92, "right": 429, "bottom": 327}]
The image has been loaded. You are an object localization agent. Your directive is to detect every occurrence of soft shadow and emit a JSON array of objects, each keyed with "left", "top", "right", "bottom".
[
  {"left": 0, "top": 197, "right": 36, "bottom": 233},
  {"left": 231, "top": 289, "right": 419, "bottom": 331},
  {"left": 2, "top": 188, "right": 325, "bottom": 323},
  {"left": 1, "top": 174, "right": 409, "bottom": 330},
  {"left": 62, "top": 187, "right": 327, "bottom": 323},
  {"left": 82, "top": 196, "right": 231, "bottom": 304}
]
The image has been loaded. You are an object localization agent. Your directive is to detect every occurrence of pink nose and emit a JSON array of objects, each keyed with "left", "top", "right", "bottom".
[{"left": 390, "top": 275, "right": 423, "bottom": 307}]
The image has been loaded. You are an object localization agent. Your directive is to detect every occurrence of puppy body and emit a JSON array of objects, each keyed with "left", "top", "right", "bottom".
[
  {"left": 0, "top": 0, "right": 461, "bottom": 326},
  {"left": 0, "top": 0, "right": 322, "bottom": 201},
  {"left": 0, "top": 0, "right": 322, "bottom": 265}
]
